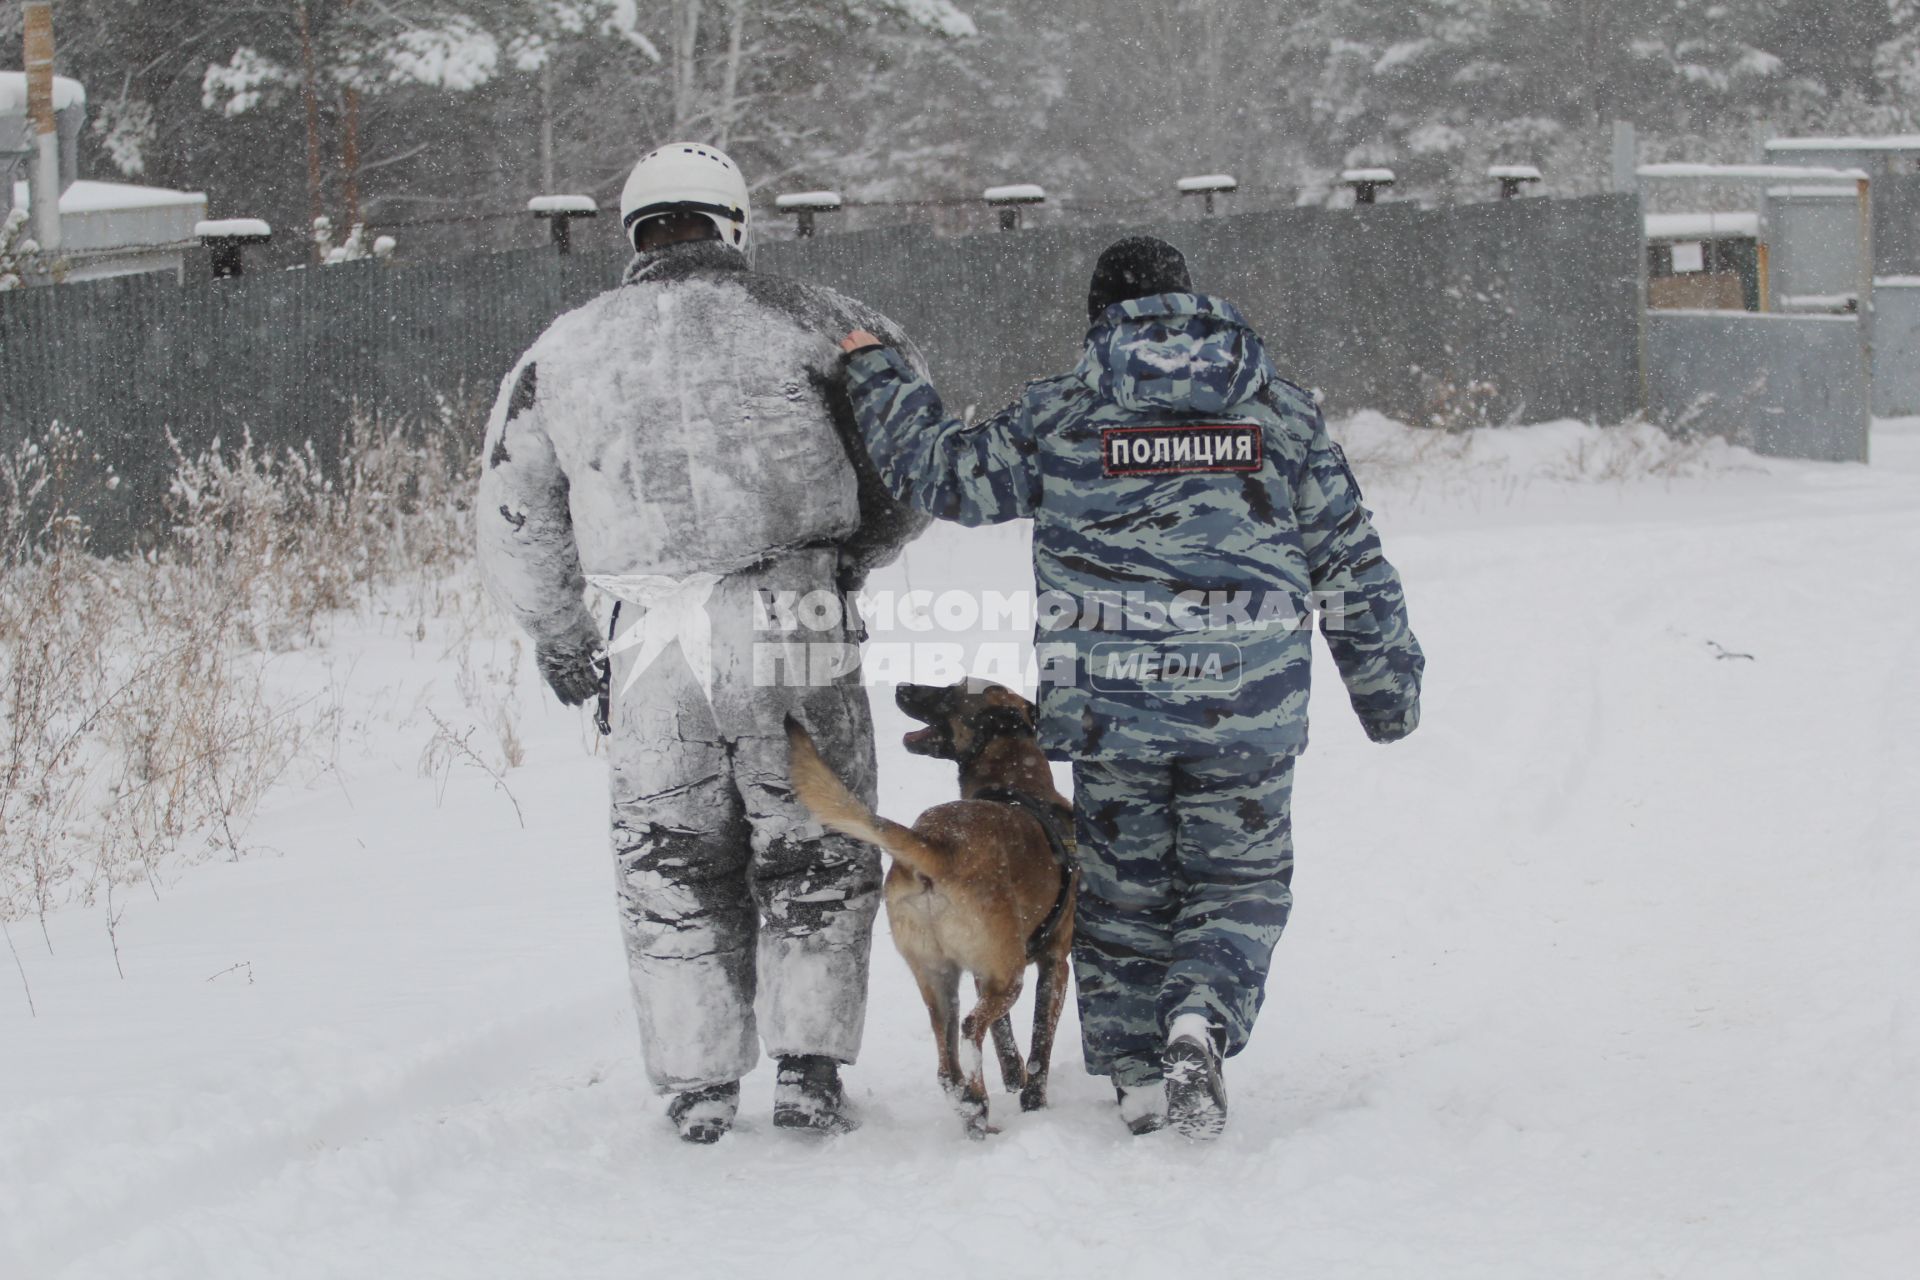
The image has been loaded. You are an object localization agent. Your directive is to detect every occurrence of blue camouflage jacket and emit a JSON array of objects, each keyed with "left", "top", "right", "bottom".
[{"left": 845, "top": 292, "right": 1423, "bottom": 762}]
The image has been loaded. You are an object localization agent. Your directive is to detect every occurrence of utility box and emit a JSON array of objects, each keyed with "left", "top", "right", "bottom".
[{"left": 1768, "top": 185, "right": 1868, "bottom": 313}]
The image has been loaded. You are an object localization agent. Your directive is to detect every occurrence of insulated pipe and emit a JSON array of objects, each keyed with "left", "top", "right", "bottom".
[{"left": 23, "top": 3, "right": 61, "bottom": 253}]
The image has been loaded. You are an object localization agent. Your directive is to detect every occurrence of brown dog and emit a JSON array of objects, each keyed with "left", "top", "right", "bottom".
[{"left": 786, "top": 681, "right": 1077, "bottom": 1139}]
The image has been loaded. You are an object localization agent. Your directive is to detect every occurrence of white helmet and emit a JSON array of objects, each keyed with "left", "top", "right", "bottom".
[{"left": 619, "top": 142, "right": 751, "bottom": 253}]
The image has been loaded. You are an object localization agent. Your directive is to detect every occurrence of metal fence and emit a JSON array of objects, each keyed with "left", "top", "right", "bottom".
[
  {"left": 1645, "top": 311, "right": 1870, "bottom": 463},
  {"left": 760, "top": 194, "right": 1642, "bottom": 432},
  {"left": 1, "top": 193, "right": 1643, "bottom": 544}
]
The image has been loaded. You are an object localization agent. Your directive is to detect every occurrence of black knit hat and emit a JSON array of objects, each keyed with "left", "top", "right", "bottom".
[{"left": 1087, "top": 236, "right": 1193, "bottom": 321}]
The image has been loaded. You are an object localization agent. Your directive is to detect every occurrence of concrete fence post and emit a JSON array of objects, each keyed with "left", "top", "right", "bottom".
[
  {"left": 1489, "top": 165, "right": 1543, "bottom": 200},
  {"left": 1178, "top": 174, "right": 1238, "bottom": 216},
  {"left": 528, "top": 196, "right": 599, "bottom": 255},
  {"left": 196, "top": 220, "right": 274, "bottom": 279},
  {"left": 984, "top": 184, "right": 1046, "bottom": 231},
  {"left": 1341, "top": 168, "right": 1395, "bottom": 206},
  {"left": 776, "top": 192, "right": 843, "bottom": 239}
]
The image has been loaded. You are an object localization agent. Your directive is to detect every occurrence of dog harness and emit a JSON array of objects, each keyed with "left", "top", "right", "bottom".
[{"left": 974, "top": 787, "right": 1079, "bottom": 959}]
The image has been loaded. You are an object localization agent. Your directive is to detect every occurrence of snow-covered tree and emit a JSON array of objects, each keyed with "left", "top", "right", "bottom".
[{"left": 4, "top": 0, "right": 1916, "bottom": 256}]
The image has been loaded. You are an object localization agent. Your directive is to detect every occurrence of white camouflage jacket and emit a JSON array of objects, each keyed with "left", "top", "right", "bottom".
[{"left": 476, "top": 240, "right": 930, "bottom": 649}]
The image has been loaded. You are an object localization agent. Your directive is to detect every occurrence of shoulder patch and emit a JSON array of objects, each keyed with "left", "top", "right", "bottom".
[{"left": 1101, "top": 423, "right": 1262, "bottom": 477}]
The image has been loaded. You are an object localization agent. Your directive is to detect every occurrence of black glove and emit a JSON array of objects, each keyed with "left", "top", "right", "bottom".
[
  {"left": 535, "top": 619, "right": 604, "bottom": 707},
  {"left": 1360, "top": 701, "right": 1420, "bottom": 745}
]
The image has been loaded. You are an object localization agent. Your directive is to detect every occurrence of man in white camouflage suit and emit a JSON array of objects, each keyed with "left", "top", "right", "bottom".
[{"left": 476, "top": 143, "right": 926, "bottom": 1143}]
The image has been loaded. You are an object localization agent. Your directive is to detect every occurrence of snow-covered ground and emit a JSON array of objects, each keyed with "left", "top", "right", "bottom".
[{"left": 5, "top": 418, "right": 1918, "bottom": 1280}]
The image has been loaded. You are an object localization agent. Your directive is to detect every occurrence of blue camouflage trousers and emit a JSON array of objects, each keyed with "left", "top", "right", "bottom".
[{"left": 1071, "top": 753, "right": 1296, "bottom": 1086}]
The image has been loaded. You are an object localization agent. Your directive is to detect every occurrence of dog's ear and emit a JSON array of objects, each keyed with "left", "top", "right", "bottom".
[{"left": 983, "top": 685, "right": 1037, "bottom": 728}]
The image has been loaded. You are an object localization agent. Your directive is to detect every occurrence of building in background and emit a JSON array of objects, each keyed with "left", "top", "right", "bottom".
[{"left": 3, "top": 70, "right": 205, "bottom": 285}]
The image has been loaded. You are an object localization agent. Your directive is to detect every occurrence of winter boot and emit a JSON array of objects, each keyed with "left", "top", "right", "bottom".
[
  {"left": 1115, "top": 1081, "right": 1167, "bottom": 1136},
  {"left": 774, "top": 1055, "right": 859, "bottom": 1135},
  {"left": 1163, "top": 1014, "right": 1228, "bottom": 1142},
  {"left": 668, "top": 1081, "right": 740, "bottom": 1144}
]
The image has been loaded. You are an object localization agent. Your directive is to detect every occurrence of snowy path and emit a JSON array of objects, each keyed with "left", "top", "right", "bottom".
[{"left": 5, "top": 422, "right": 1918, "bottom": 1279}]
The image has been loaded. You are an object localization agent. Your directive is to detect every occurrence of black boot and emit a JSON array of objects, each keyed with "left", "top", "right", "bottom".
[
  {"left": 1164, "top": 1018, "right": 1227, "bottom": 1142},
  {"left": 667, "top": 1081, "right": 739, "bottom": 1144},
  {"left": 774, "top": 1054, "right": 859, "bottom": 1134},
  {"left": 1114, "top": 1081, "right": 1167, "bottom": 1136}
]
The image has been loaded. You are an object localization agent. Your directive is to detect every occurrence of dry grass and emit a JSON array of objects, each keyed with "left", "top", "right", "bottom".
[{"left": 0, "top": 403, "right": 492, "bottom": 943}]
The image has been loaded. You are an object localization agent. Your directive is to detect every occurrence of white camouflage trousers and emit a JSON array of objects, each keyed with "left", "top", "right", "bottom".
[{"left": 604, "top": 547, "right": 882, "bottom": 1094}]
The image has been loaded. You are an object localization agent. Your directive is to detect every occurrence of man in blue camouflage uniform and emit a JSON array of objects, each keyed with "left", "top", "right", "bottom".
[{"left": 838, "top": 237, "right": 1423, "bottom": 1140}]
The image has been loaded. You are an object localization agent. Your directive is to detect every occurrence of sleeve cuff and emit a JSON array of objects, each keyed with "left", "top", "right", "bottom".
[
  {"left": 1359, "top": 701, "right": 1420, "bottom": 743},
  {"left": 845, "top": 345, "right": 910, "bottom": 385}
]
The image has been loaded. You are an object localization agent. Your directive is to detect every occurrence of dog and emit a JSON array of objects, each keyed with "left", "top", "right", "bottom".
[{"left": 786, "top": 680, "right": 1077, "bottom": 1139}]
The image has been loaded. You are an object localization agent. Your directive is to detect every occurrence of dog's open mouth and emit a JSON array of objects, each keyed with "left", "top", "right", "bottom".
[{"left": 902, "top": 725, "right": 946, "bottom": 754}]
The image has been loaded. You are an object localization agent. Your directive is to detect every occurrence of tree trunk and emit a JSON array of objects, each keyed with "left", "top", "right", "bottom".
[
  {"left": 298, "top": 1, "right": 324, "bottom": 253},
  {"left": 716, "top": 0, "right": 751, "bottom": 150},
  {"left": 342, "top": 87, "right": 362, "bottom": 229},
  {"left": 342, "top": 0, "right": 361, "bottom": 229},
  {"left": 673, "top": 0, "right": 705, "bottom": 136},
  {"left": 539, "top": 60, "right": 556, "bottom": 193}
]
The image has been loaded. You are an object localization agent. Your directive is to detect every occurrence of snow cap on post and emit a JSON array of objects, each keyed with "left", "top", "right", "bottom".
[
  {"left": 195, "top": 218, "right": 273, "bottom": 242},
  {"left": 1488, "top": 164, "right": 1542, "bottom": 199},
  {"left": 775, "top": 191, "right": 844, "bottom": 211},
  {"left": 984, "top": 184, "right": 1045, "bottom": 232},
  {"left": 529, "top": 195, "right": 599, "bottom": 256},
  {"left": 197, "top": 218, "right": 273, "bottom": 280},
  {"left": 1178, "top": 174, "right": 1238, "bottom": 215},
  {"left": 775, "top": 191, "right": 843, "bottom": 239},
  {"left": 528, "top": 195, "right": 600, "bottom": 216},
  {"left": 1341, "top": 168, "right": 1396, "bottom": 206}
]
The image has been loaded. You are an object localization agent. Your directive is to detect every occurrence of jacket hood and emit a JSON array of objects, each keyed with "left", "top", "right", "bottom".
[
  {"left": 1076, "top": 293, "right": 1275, "bottom": 414},
  {"left": 622, "top": 237, "right": 748, "bottom": 286}
]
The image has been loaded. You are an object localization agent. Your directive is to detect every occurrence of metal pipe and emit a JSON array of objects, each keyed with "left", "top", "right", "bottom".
[{"left": 1858, "top": 175, "right": 1875, "bottom": 464}]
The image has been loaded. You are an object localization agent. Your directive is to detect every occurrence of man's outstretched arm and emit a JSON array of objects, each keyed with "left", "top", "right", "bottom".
[{"left": 839, "top": 330, "right": 1041, "bottom": 527}]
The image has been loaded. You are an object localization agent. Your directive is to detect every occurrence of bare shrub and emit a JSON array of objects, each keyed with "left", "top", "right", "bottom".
[
  {"left": 1418, "top": 372, "right": 1504, "bottom": 434},
  {"left": 0, "top": 399, "right": 486, "bottom": 945}
]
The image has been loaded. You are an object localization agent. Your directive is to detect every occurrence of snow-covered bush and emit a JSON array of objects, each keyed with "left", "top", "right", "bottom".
[
  {"left": 1, "top": 206, "right": 51, "bottom": 292},
  {"left": 312, "top": 217, "right": 396, "bottom": 265}
]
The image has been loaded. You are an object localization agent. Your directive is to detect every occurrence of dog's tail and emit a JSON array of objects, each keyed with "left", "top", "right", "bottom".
[{"left": 785, "top": 715, "right": 949, "bottom": 881}]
